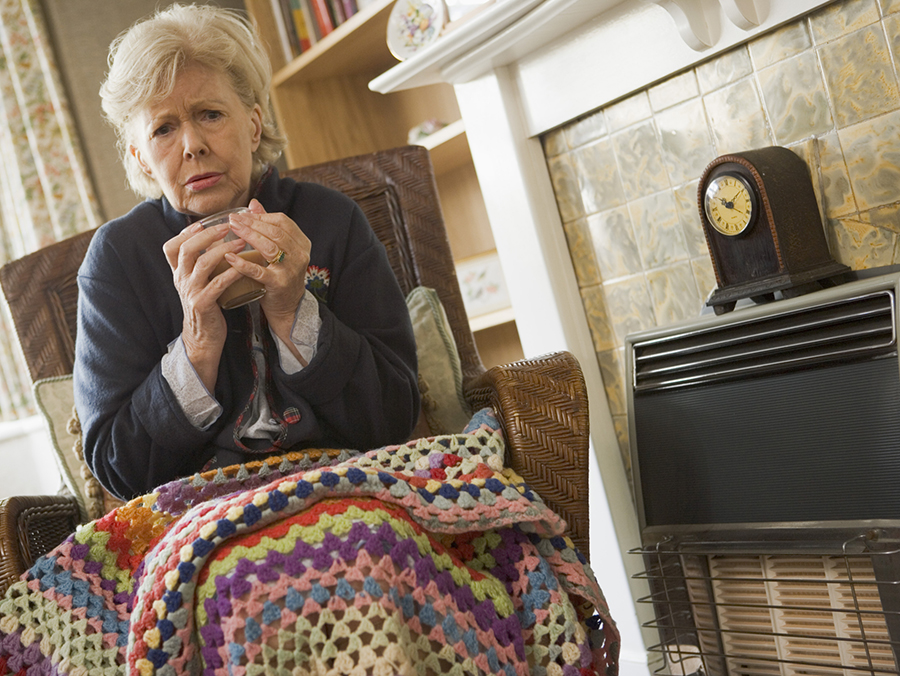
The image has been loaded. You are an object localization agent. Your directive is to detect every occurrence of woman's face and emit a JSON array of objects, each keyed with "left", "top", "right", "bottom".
[{"left": 129, "top": 62, "right": 263, "bottom": 217}]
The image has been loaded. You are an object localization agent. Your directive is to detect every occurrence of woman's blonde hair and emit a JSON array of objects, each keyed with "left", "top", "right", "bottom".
[{"left": 100, "top": 3, "right": 286, "bottom": 199}]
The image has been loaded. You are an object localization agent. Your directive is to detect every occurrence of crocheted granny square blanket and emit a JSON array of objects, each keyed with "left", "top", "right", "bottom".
[{"left": 0, "top": 408, "right": 619, "bottom": 676}]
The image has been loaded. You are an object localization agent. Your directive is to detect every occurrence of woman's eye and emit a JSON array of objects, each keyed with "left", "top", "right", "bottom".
[
  {"left": 204, "top": 110, "right": 223, "bottom": 121},
  {"left": 152, "top": 124, "right": 172, "bottom": 138}
]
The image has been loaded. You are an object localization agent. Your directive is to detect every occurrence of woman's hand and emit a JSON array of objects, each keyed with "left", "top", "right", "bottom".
[
  {"left": 163, "top": 220, "right": 245, "bottom": 390},
  {"left": 224, "top": 200, "right": 312, "bottom": 353}
]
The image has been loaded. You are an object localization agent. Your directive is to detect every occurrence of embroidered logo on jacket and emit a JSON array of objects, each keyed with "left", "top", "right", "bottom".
[{"left": 305, "top": 266, "right": 330, "bottom": 303}]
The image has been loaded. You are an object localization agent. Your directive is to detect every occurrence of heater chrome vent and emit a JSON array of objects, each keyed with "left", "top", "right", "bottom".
[
  {"left": 635, "top": 536, "right": 900, "bottom": 676},
  {"left": 632, "top": 290, "right": 896, "bottom": 392}
]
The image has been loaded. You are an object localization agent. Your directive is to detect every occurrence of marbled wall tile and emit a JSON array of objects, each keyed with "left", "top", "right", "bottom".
[
  {"left": 648, "top": 71, "right": 700, "bottom": 112},
  {"left": 819, "top": 25, "right": 900, "bottom": 128},
  {"left": 612, "top": 121, "right": 669, "bottom": 200},
  {"left": 629, "top": 190, "right": 690, "bottom": 270},
  {"left": 759, "top": 51, "right": 833, "bottom": 145},
  {"left": 602, "top": 274, "right": 657, "bottom": 344},
  {"left": 605, "top": 91, "right": 652, "bottom": 132},
  {"left": 839, "top": 108, "right": 900, "bottom": 210},
  {"left": 810, "top": 0, "right": 880, "bottom": 43},
  {"left": 570, "top": 138, "right": 626, "bottom": 215},
  {"left": 691, "top": 256, "right": 718, "bottom": 301},
  {"left": 565, "top": 110, "right": 608, "bottom": 149},
  {"left": 587, "top": 207, "right": 643, "bottom": 281},
  {"left": 542, "top": 127, "right": 568, "bottom": 157},
  {"left": 580, "top": 284, "right": 616, "bottom": 352},
  {"left": 546, "top": 154, "right": 584, "bottom": 222},
  {"left": 696, "top": 47, "right": 753, "bottom": 94},
  {"left": 646, "top": 263, "right": 702, "bottom": 325},
  {"left": 656, "top": 99, "right": 715, "bottom": 185},
  {"left": 597, "top": 347, "right": 627, "bottom": 416},
  {"left": 749, "top": 20, "right": 812, "bottom": 68},
  {"left": 816, "top": 132, "right": 857, "bottom": 218},
  {"left": 867, "top": 202, "right": 900, "bottom": 233},
  {"left": 883, "top": 0, "right": 900, "bottom": 15},
  {"left": 704, "top": 79, "right": 773, "bottom": 154},
  {"left": 674, "top": 180, "right": 708, "bottom": 258},
  {"left": 562, "top": 218, "right": 601, "bottom": 287},
  {"left": 828, "top": 217, "right": 896, "bottom": 268},
  {"left": 883, "top": 15, "right": 900, "bottom": 90}
]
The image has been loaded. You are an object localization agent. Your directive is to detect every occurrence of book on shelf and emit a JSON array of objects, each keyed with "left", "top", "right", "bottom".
[
  {"left": 288, "top": 0, "right": 315, "bottom": 50},
  {"left": 328, "top": 0, "right": 346, "bottom": 25},
  {"left": 269, "top": 0, "right": 296, "bottom": 60},
  {"left": 309, "top": 0, "right": 335, "bottom": 37},
  {"left": 339, "top": 0, "right": 358, "bottom": 20}
]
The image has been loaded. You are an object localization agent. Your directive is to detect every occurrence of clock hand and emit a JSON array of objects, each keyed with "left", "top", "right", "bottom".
[{"left": 719, "top": 197, "right": 735, "bottom": 209}]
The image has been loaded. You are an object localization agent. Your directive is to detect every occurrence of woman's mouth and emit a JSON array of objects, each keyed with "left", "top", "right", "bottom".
[{"left": 186, "top": 173, "right": 222, "bottom": 191}]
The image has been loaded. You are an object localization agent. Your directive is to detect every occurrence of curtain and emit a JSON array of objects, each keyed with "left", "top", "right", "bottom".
[{"left": 0, "top": 0, "right": 100, "bottom": 420}]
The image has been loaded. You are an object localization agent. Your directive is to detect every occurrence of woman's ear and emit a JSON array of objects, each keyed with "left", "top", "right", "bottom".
[
  {"left": 250, "top": 104, "right": 262, "bottom": 152},
  {"left": 130, "top": 145, "right": 152, "bottom": 176}
]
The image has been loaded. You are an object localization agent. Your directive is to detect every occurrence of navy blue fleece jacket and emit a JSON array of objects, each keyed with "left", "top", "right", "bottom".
[{"left": 74, "top": 169, "right": 420, "bottom": 499}]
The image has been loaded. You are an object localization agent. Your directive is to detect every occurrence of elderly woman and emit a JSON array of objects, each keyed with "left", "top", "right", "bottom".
[
  {"left": 0, "top": 5, "right": 620, "bottom": 676},
  {"left": 74, "top": 3, "right": 420, "bottom": 500}
]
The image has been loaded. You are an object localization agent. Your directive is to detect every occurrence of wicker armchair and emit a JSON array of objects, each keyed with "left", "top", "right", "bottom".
[{"left": 0, "top": 145, "right": 590, "bottom": 595}]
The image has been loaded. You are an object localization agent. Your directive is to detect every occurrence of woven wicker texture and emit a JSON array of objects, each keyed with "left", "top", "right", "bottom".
[{"left": 0, "top": 145, "right": 591, "bottom": 595}]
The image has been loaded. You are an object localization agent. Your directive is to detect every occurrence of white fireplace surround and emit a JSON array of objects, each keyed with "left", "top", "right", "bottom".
[{"left": 372, "top": 0, "right": 836, "bottom": 672}]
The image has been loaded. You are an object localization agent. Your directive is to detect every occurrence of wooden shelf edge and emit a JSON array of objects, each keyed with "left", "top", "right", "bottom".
[
  {"left": 469, "top": 306, "right": 516, "bottom": 332},
  {"left": 418, "top": 119, "right": 465, "bottom": 151}
]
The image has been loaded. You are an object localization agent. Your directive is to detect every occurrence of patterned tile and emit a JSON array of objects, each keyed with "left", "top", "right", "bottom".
[
  {"left": 815, "top": 132, "right": 857, "bottom": 218},
  {"left": 696, "top": 47, "right": 753, "bottom": 94},
  {"left": 612, "top": 121, "right": 670, "bottom": 200},
  {"left": 819, "top": 25, "right": 900, "bottom": 128},
  {"left": 580, "top": 285, "right": 617, "bottom": 352},
  {"left": 839, "top": 108, "right": 900, "bottom": 210},
  {"left": 656, "top": 99, "right": 715, "bottom": 186},
  {"left": 541, "top": 127, "right": 568, "bottom": 157},
  {"left": 749, "top": 20, "right": 811, "bottom": 69},
  {"left": 586, "top": 207, "right": 643, "bottom": 281},
  {"left": 703, "top": 79, "right": 773, "bottom": 154},
  {"left": 628, "top": 190, "right": 690, "bottom": 270},
  {"left": 597, "top": 347, "right": 627, "bottom": 417},
  {"left": 646, "top": 263, "right": 702, "bottom": 325},
  {"left": 691, "top": 256, "right": 718, "bottom": 301},
  {"left": 759, "top": 50, "right": 833, "bottom": 145},
  {"left": 605, "top": 91, "right": 652, "bottom": 132},
  {"left": 827, "top": 217, "right": 896, "bottom": 268},
  {"left": 602, "top": 274, "right": 657, "bottom": 345},
  {"left": 565, "top": 110, "right": 608, "bottom": 149},
  {"left": 673, "top": 180, "right": 708, "bottom": 258},
  {"left": 648, "top": 71, "right": 700, "bottom": 112},
  {"left": 810, "top": 0, "right": 880, "bottom": 43},
  {"left": 883, "top": 0, "right": 900, "bottom": 14},
  {"left": 562, "top": 218, "right": 601, "bottom": 287},
  {"left": 546, "top": 154, "right": 584, "bottom": 222},
  {"left": 570, "top": 138, "right": 626, "bottom": 214},
  {"left": 867, "top": 202, "right": 900, "bottom": 234}
]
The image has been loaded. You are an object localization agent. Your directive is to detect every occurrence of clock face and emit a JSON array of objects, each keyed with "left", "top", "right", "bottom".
[{"left": 704, "top": 173, "right": 755, "bottom": 236}]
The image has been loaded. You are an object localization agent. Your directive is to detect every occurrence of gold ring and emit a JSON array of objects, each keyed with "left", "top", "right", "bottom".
[{"left": 268, "top": 249, "right": 286, "bottom": 265}]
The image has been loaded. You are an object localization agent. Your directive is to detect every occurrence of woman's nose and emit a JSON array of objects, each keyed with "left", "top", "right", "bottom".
[{"left": 181, "top": 124, "right": 208, "bottom": 158}]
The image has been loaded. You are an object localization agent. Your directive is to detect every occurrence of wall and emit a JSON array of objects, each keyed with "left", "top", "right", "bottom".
[
  {"left": 38, "top": 0, "right": 246, "bottom": 223},
  {"left": 543, "top": 0, "right": 900, "bottom": 480}
]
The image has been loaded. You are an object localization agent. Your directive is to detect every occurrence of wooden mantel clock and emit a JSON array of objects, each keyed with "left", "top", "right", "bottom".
[{"left": 699, "top": 146, "right": 849, "bottom": 315}]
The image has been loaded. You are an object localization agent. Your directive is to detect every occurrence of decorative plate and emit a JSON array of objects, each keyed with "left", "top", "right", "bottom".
[{"left": 387, "top": 0, "right": 446, "bottom": 61}]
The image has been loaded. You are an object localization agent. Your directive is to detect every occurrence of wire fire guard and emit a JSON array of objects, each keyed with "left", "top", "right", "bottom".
[{"left": 632, "top": 531, "right": 900, "bottom": 675}]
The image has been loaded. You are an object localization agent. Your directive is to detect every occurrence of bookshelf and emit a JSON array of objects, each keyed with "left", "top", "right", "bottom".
[{"left": 244, "top": 0, "right": 523, "bottom": 365}]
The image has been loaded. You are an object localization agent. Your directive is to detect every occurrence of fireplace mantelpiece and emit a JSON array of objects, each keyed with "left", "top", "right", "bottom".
[{"left": 372, "top": 1, "right": 839, "bottom": 672}]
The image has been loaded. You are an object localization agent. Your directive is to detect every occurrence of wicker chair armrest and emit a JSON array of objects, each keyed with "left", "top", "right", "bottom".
[
  {"left": 463, "top": 351, "right": 591, "bottom": 557},
  {"left": 0, "top": 495, "right": 80, "bottom": 595}
]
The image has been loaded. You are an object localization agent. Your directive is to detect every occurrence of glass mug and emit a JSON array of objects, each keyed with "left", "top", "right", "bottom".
[{"left": 198, "top": 207, "right": 267, "bottom": 309}]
